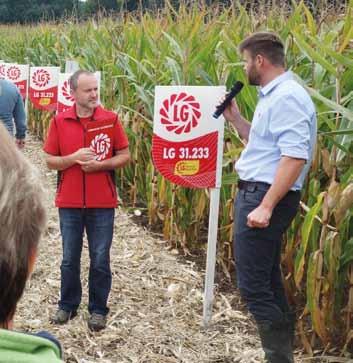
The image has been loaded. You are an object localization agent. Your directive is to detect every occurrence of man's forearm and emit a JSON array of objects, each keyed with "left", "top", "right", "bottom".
[
  {"left": 260, "top": 156, "right": 305, "bottom": 211},
  {"left": 99, "top": 151, "right": 130, "bottom": 171},
  {"left": 45, "top": 154, "right": 77, "bottom": 171},
  {"left": 14, "top": 118, "right": 26, "bottom": 140}
]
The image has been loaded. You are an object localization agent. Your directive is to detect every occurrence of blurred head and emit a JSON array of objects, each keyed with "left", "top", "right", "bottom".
[
  {"left": 0, "top": 124, "right": 46, "bottom": 328},
  {"left": 69, "top": 70, "right": 98, "bottom": 114},
  {"left": 239, "top": 32, "right": 285, "bottom": 86}
]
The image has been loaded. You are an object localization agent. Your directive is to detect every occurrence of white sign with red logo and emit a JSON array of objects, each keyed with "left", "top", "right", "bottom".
[
  {"left": 153, "top": 85, "right": 227, "bottom": 327},
  {"left": 29, "top": 67, "right": 60, "bottom": 111},
  {"left": 153, "top": 86, "right": 225, "bottom": 188},
  {"left": 57, "top": 73, "right": 74, "bottom": 113},
  {"left": 3, "top": 64, "right": 29, "bottom": 100},
  {"left": 57, "top": 72, "right": 101, "bottom": 113},
  {"left": 0, "top": 62, "right": 7, "bottom": 80}
]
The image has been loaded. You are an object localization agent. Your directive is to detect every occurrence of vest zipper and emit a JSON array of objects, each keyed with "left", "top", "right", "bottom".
[{"left": 83, "top": 122, "right": 87, "bottom": 208}]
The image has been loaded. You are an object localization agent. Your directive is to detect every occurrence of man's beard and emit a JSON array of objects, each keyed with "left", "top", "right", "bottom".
[
  {"left": 78, "top": 99, "right": 97, "bottom": 110},
  {"left": 247, "top": 66, "right": 261, "bottom": 86}
]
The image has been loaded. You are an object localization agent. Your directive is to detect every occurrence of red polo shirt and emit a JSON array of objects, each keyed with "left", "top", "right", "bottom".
[{"left": 44, "top": 105, "right": 129, "bottom": 208}]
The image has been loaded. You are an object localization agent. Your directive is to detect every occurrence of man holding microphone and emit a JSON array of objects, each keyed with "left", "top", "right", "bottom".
[{"left": 221, "top": 32, "right": 317, "bottom": 362}]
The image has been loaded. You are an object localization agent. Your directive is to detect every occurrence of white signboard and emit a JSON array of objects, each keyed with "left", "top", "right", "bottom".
[
  {"left": 29, "top": 66, "right": 60, "bottom": 111},
  {"left": 152, "top": 86, "right": 225, "bottom": 188},
  {"left": 2, "top": 63, "right": 29, "bottom": 100}
]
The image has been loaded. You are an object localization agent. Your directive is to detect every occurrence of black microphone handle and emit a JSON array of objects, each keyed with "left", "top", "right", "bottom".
[{"left": 213, "top": 81, "right": 244, "bottom": 119}]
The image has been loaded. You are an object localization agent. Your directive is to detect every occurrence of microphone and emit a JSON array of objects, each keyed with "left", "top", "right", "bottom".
[{"left": 213, "top": 81, "right": 244, "bottom": 119}]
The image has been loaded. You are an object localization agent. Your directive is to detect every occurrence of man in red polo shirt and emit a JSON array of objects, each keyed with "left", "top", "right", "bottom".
[{"left": 44, "top": 70, "right": 130, "bottom": 331}]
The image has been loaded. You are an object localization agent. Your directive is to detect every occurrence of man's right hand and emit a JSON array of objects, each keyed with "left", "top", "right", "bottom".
[
  {"left": 73, "top": 148, "right": 96, "bottom": 162},
  {"left": 218, "top": 96, "right": 251, "bottom": 142},
  {"left": 222, "top": 99, "right": 242, "bottom": 125}
]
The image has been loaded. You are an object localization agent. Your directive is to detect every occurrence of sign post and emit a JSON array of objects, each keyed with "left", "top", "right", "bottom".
[
  {"left": 65, "top": 60, "right": 79, "bottom": 73},
  {"left": 152, "top": 86, "right": 225, "bottom": 327}
]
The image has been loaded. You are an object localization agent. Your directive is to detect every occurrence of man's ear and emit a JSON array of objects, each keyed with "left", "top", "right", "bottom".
[{"left": 255, "top": 54, "right": 265, "bottom": 67}]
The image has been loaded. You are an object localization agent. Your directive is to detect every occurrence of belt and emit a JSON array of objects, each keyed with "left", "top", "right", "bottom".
[
  {"left": 237, "top": 179, "right": 300, "bottom": 194},
  {"left": 237, "top": 180, "right": 271, "bottom": 192}
]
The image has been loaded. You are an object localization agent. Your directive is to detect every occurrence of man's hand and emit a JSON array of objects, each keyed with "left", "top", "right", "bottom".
[
  {"left": 222, "top": 99, "right": 242, "bottom": 124},
  {"left": 15, "top": 138, "right": 25, "bottom": 149},
  {"left": 247, "top": 204, "right": 272, "bottom": 228},
  {"left": 217, "top": 95, "right": 251, "bottom": 141},
  {"left": 77, "top": 159, "right": 102, "bottom": 173},
  {"left": 73, "top": 148, "right": 96, "bottom": 163}
]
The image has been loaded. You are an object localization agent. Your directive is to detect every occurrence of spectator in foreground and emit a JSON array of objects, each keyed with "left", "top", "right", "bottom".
[{"left": 0, "top": 123, "right": 62, "bottom": 362}]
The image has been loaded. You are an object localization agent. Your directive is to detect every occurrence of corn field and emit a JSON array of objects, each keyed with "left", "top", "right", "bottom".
[{"left": 1, "top": 0, "right": 352, "bottom": 356}]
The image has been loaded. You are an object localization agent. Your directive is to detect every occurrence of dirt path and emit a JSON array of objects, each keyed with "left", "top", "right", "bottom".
[{"left": 16, "top": 134, "right": 268, "bottom": 363}]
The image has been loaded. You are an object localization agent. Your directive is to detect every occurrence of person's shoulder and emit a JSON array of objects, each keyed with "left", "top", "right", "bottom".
[
  {"left": 95, "top": 105, "right": 117, "bottom": 119},
  {"left": 278, "top": 79, "right": 314, "bottom": 108},
  {"left": 55, "top": 107, "right": 77, "bottom": 122},
  {"left": 94, "top": 105, "right": 118, "bottom": 120},
  {"left": 0, "top": 79, "right": 19, "bottom": 94},
  {"left": 0, "top": 328, "right": 61, "bottom": 354}
]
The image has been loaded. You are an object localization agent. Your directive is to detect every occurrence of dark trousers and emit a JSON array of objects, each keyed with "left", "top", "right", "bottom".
[
  {"left": 233, "top": 181, "right": 300, "bottom": 324},
  {"left": 58, "top": 208, "right": 115, "bottom": 316}
]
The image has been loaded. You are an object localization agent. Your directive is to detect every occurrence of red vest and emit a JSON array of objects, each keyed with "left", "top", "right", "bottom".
[{"left": 44, "top": 105, "right": 129, "bottom": 208}]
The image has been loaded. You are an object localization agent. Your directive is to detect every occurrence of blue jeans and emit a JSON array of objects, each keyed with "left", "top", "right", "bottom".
[
  {"left": 58, "top": 208, "right": 115, "bottom": 316},
  {"left": 233, "top": 182, "right": 300, "bottom": 324}
]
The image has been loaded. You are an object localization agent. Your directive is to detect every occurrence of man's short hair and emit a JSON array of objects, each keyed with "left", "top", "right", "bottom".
[
  {"left": 0, "top": 123, "right": 46, "bottom": 326},
  {"left": 239, "top": 32, "right": 285, "bottom": 67},
  {"left": 69, "top": 70, "right": 95, "bottom": 91}
]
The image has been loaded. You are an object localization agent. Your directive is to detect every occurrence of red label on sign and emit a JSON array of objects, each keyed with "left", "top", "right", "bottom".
[
  {"left": 152, "top": 132, "right": 218, "bottom": 188},
  {"left": 29, "top": 85, "right": 58, "bottom": 111}
]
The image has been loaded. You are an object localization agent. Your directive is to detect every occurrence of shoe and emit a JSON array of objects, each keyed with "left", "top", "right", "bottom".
[
  {"left": 257, "top": 320, "right": 294, "bottom": 363},
  {"left": 88, "top": 313, "right": 107, "bottom": 331},
  {"left": 51, "top": 309, "right": 77, "bottom": 325}
]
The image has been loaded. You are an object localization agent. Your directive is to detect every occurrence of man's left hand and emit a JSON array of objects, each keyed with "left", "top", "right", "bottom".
[
  {"left": 77, "top": 159, "right": 102, "bottom": 173},
  {"left": 247, "top": 204, "right": 272, "bottom": 228}
]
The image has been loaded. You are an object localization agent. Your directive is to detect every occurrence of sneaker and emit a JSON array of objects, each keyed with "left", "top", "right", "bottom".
[
  {"left": 51, "top": 309, "right": 77, "bottom": 325},
  {"left": 88, "top": 313, "right": 107, "bottom": 332}
]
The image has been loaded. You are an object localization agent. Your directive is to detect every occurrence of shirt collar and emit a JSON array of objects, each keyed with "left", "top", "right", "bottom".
[
  {"left": 65, "top": 104, "right": 104, "bottom": 121},
  {"left": 259, "top": 71, "right": 293, "bottom": 97}
]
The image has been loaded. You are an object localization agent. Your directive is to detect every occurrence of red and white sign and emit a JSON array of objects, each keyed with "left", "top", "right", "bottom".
[
  {"left": 29, "top": 67, "right": 60, "bottom": 111},
  {"left": 57, "top": 73, "right": 74, "bottom": 113},
  {"left": 152, "top": 86, "right": 225, "bottom": 188},
  {"left": 0, "top": 62, "right": 6, "bottom": 79},
  {"left": 2, "top": 64, "right": 29, "bottom": 100},
  {"left": 57, "top": 72, "right": 101, "bottom": 113}
]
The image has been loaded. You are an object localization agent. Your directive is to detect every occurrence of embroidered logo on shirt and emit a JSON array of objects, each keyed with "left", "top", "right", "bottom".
[{"left": 90, "top": 133, "right": 111, "bottom": 161}]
